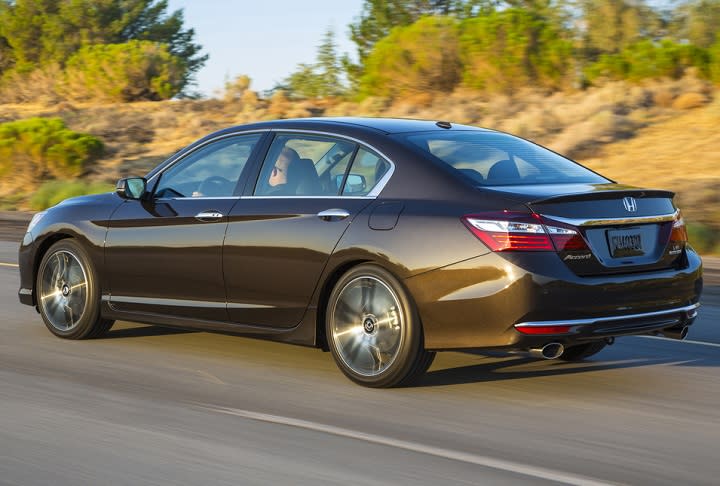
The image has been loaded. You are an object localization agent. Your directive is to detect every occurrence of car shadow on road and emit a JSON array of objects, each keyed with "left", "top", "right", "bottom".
[
  {"left": 417, "top": 347, "right": 720, "bottom": 387},
  {"left": 103, "top": 324, "right": 199, "bottom": 339}
]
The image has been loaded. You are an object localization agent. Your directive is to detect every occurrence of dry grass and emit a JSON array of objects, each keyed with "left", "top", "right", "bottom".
[
  {"left": 0, "top": 76, "right": 717, "bottom": 235},
  {"left": 580, "top": 96, "right": 720, "bottom": 232}
]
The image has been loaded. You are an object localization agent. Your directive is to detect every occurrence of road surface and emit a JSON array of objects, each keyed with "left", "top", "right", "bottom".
[{"left": 1, "top": 239, "right": 719, "bottom": 485}]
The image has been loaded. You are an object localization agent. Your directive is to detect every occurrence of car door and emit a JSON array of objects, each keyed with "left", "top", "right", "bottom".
[
  {"left": 223, "top": 133, "right": 392, "bottom": 328},
  {"left": 105, "top": 132, "right": 267, "bottom": 321}
]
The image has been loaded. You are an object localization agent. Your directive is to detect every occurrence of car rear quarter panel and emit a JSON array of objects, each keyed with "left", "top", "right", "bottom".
[{"left": 405, "top": 249, "right": 703, "bottom": 350}]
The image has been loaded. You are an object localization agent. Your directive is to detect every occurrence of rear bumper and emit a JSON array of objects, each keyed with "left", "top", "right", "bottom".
[
  {"left": 405, "top": 248, "right": 703, "bottom": 350},
  {"left": 515, "top": 302, "right": 698, "bottom": 339}
]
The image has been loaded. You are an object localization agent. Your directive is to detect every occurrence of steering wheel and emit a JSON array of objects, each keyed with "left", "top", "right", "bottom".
[
  {"left": 156, "top": 187, "right": 185, "bottom": 198},
  {"left": 197, "top": 176, "right": 232, "bottom": 196}
]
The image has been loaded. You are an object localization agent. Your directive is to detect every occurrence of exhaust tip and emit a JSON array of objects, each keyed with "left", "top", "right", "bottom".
[
  {"left": 660, "top": 326, "right": 689, "bottom": 341},
  {"left": 530, "top": 342, "right": 565, "bottom": 360}
]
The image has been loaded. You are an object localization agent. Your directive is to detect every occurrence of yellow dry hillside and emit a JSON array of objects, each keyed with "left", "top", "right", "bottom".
[
  {"left": 0, "top": 80, "right": 718, "bottom": 252},
  {"left": 582, "top": 97, "right": 720, "bottom": 191}
]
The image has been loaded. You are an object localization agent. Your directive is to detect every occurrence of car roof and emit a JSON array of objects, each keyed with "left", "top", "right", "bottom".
[{"left": 225, "top": 117, "right": 488, "bottom": 135}]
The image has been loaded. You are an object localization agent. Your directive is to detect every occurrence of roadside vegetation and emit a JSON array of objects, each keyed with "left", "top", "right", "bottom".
[{"left": 0, "top": 0, "right": 718, "bottom": 253}]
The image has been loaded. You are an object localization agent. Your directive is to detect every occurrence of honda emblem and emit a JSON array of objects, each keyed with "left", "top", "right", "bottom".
[{"left": 622, "top": 196, "right": 637, "bottom": 212}]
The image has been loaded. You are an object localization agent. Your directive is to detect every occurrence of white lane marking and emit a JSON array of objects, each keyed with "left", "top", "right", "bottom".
[
  {"left": 0, "top": 262, "right": 18, "bottom": 268},
  {"left": 201, "top": 404, "right": 612, "bottom": 486},
  {"left": 637, "top": 335, "right": 720, "bottom": 348}
]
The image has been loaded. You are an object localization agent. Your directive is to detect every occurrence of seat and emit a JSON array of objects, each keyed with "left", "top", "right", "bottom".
[
  {"left": 288, "top": 158, "right": 322, "bottom": 195},
  {"left": 457, "top": 168, "right": 484, "bottom": 182},
  {"left": 487, "top": 159, "right": 520, "bottom": 181}
]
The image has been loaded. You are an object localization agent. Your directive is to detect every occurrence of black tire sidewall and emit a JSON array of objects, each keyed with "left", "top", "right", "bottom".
[
  {"left": 326, "top": 264, "right": 425, "bottom": 387},
  {"left": 36, "top": 239, "right": 102, "bottom": 339}
]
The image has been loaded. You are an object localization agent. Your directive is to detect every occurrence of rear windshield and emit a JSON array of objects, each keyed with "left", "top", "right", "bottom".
[{"left": 403, "top": 131, "right": 608, "bottom": 186}]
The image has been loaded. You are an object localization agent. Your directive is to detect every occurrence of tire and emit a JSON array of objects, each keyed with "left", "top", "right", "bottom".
[
  {"left": 36, "top": 239, "right": 114, "bottom": 340},
  {"left": 559, "top": 341, "right": 606, "bottom": 361},
  {"left": 326, "top": 264, "right": 435, "bottom": 388}
]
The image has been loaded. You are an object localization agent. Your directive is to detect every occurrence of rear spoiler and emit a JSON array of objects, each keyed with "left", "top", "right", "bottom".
[{"left": 527, "top": 189, "right": 675, "bottom": 206}]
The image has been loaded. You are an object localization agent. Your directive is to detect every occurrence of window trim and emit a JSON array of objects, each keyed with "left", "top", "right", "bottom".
[
  {"left": 149, "top": 128, "right": 396, "bottom": 200},
  {"left": 147, "top": 130, "right": 269, "bottom": 196}
]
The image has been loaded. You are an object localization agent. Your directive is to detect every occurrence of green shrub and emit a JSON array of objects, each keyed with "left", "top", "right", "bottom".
[
  {"left": 585, "top": 40, "right": 710, "bottom": 83},
  {"left": 29, "top": 180, "right": 113, "bottom": 210},
  {"left": 710, "top": 39, "right": 720, "bottom": 84},
  {"left": 459, "top": 9, "right": 573, "bottom": 93},
  {"left": 64, "top": 41, "right": 185, "bottom": 102},
  {"left": 358, "top": 16, "right": 461, "bottom": 99},
  {"left": 687, "top": 222, "right": 719, "bottom": 254},
  {"left": 0, "top": 117, "right": 103, "bottom": 183}
]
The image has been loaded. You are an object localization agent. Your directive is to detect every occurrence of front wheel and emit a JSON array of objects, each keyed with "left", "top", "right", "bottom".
[
  {"left": 36, "top": 239, "right": 114, "bottom": 339},
  {"left": 326, "top": 264, "right": 435, "bottom": 388}
]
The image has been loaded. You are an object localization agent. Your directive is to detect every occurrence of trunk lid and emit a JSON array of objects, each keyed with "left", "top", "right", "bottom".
[{"left": 482, "top": 183, "right": 684, "bottom": 276}]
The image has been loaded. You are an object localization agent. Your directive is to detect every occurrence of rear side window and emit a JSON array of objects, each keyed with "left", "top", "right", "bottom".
[
  {"left": 254, "top": 134, "right": 356, "bottom": 196},
  {"left": 403, "top": 131, "right": 608, "bottom": 186},
  {"left": 341, "top": 148, "right": 391, "bottom": 196}
]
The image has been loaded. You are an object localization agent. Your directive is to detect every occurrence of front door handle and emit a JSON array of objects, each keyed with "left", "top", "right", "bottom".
[
  {"left": 317, "top": 208, "right": 350, "bottom": 221},
  {"left": 195, "top": 211, "right": 224, "bottom": 221}
]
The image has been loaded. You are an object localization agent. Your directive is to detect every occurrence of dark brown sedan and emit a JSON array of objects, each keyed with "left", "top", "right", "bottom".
[{"left": 18, "top": 118, "right": 703, "bottom": 387}]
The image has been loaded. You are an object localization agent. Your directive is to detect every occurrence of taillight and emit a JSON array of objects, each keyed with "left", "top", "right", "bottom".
[
  {"left": 546, "top": 226, "right": 588, "bottom": 251},
  {"left": 670, "top": 212, "right": 688, "bottom": 244},
  {"left": 463, "top": 212, "right": 553, "bottom": 251},
  {"left": 462, "top": 212, "right": 589, "bottom": 252}
]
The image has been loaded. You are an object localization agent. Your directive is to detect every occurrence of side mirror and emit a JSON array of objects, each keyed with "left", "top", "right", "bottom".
[
  {"left": 116, "top": 177, "right": 147, "bottom": 200},
  {"left": 343, "top": 173, "right": 367, "bottom": 194}
]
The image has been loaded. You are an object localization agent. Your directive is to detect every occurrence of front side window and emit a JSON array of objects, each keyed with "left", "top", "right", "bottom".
[
  {"left": 155, "top": 133, "right": 262, "bottom": 198},
  {"left": 402, "top": 131, "right": 608, "bottom": 186},
  {"left": 254, "top": 134, "right": 356, "bottom": 196}
]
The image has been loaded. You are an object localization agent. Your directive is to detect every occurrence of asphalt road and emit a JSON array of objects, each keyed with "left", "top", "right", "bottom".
[{"left": 1, "top": 239, "right": 719, "bottom": 485}]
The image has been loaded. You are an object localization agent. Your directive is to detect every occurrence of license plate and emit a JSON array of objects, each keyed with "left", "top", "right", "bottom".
[{"left": 608, "top": 229, "right": 644, "bottom": 257}]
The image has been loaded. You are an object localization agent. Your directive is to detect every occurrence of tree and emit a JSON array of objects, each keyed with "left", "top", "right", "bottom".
[
  {"left": 0, "top": 0, "right": 206, "bottom": 93},
  {"left": 580, "top": 0, "right": 663, "bottom": 56},
  {"left": 63, "top": 40, "right": 185, "bottom": 101},
  {"left": 358, "top": 16, "right": 462, "bottom": 99},
  {"left": 283, "top": 29, "right": 345, "bottom": 99},
  {"left": 671, "top": 0, "right": 720, "bottom": 48},
  {"left": 460, "top": 8, "right": 574, "bottom": 93},
  {"left": 349, "top": 0, "right": 494, "bottom": 63}
]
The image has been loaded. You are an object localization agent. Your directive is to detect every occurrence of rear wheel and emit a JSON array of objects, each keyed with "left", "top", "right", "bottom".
[
  {"left": 36, "top": 239, "right": 114, "bottom": 339},
  {"left": 326, "top": 264, "right": 435, "bottom": 387},
  {"left": 559, "top": 341, "right": 606, "bottom": 361}
]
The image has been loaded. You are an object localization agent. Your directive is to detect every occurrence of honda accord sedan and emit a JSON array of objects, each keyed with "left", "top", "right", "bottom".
[{"left": 18, "top": 117, "right": 703, "bottom": 387}]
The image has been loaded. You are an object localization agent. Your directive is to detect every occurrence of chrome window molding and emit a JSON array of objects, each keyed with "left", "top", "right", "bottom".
[
  {"left": 154, "top": 196, "right": 241, "bottom": 201},
  {"left": 147, "top": 127, "right": 397, "bottom": 200},
  {"left": 541, "top": 210, "right": 679, "bottom": 227},
  {"left": 155, "top": 195, "right": 375, "bottom": 201},
  {"left": 241, "top": 195, "right": 374, "bottom": 200},
  {"left": 267, "top": 128, "right": 396, "bottom": 198}
]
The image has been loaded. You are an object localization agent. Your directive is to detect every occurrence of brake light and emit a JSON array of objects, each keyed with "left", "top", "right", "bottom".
[
  {"left": 463, "top": 212, "right": 553, "bottom": 251},
  {"left": 546, "top": 226, "right": 589, "bottom": 251},
  {"left": 670, "top": 212, "right": 688, "bottom": 243},
  {"left": 462, "top": 212, "right": 589, "bottom": 252}
]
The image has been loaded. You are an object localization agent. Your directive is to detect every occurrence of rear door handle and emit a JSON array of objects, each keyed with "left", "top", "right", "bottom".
[
  {"left": 317, "top": 208, "right": 350, "bottom": 221},
  {"left": 195, "top": 211, "right": 224, "bottom": 221}
]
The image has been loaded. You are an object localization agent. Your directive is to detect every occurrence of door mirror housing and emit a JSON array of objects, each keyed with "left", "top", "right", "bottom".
[
  {"left": 116, "top": 177, "right": 147, "bottom": 200},
  {"left": 335, "top": 173, "right": 367, "bottom": 195}
]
